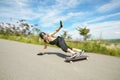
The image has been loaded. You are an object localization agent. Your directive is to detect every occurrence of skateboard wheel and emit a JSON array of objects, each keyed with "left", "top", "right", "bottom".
[
  {"left": 70, "top": 61, "right": 73, "bottom": 63},
  {"left": 86, "top": 57, "right": 88, "bottom": 60}
]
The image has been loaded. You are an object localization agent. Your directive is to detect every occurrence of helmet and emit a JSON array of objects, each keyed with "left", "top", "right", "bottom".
[{"left": 39, "top": 32, "right": 46, "bottom": 39}]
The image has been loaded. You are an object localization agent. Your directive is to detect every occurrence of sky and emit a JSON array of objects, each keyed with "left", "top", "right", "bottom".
[{"left": 0, "top": 0, "right": 120, "bottom": 40}]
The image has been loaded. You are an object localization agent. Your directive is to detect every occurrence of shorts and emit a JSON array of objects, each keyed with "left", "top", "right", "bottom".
[{"left": 56, "top": 36, "right": 72, "bottom": 52}]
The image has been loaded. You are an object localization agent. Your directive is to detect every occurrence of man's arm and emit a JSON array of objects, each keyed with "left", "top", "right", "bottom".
[
  {"left": 49, "top": 20, "right": 63, "bottom": 36},
  {"left": 42, "top": 42, "right": 47, "bottom": 54}
]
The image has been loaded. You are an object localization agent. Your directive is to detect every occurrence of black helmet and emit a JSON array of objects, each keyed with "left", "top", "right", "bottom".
[{"left": 39, "top": 32, "right": 46, "bottom": 39}]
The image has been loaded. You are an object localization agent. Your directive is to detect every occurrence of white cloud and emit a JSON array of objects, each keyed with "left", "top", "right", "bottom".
[
  {"left": 97, "top": 0, "right": 120, "bottom": 13},
  {"left": 115, "top": 31, "right": 120, "bottom": 34},
  {"left": 68, "top": 20, "right": 120, "bottom": 39},
  {"left": 54, "top": 0, "right": 81, "bottom": 10},
  {"left": 0, "top": 0, "right": 84, "bottom": 27},
  {"left": 68, "top": 30, "right": 82, "bottom": 40},
  {"left": 0, "top": 0, "right": 84, "bottom": 30},
  {"left": 88, "top": 20, "right": 120, "bottom": 30},
  {"left": 87, "top": 20, "right": 120, "bottom": 39},
  {"left": 85, "top": 12, "right": 120, "bottom": 23},
  {"left": 41, "top": 11, "right": 84, "bottom": 27},
  {"left": 39, "top": 0, "right": 83, "bottom": 27},
  {"left": 0, "top": 0, "right": 38, "bottom": 20}
]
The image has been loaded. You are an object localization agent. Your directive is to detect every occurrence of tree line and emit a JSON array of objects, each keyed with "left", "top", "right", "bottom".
[
  {"left": 0, "top": 19, "right": 40, "bottom": 36},
  {"left": 0, "top": 20, "right": 90, "bottom": 40}
]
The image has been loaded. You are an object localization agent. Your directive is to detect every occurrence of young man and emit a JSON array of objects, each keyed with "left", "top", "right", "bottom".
[{"left": 39, "top": 21, "right": 84, "bottom": 58}]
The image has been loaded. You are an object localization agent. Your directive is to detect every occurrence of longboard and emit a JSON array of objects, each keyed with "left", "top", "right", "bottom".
[{"left": 65, "top": 55, "right": 88, "bottom": 62}]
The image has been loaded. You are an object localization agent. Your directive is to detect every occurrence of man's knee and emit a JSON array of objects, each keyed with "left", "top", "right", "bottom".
[{"left": 62, "top": 48, "right": 68, "bottom": 52}]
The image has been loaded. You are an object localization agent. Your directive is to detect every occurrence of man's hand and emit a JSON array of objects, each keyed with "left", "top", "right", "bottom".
[
  {"left": 60, "top": 20, "right": 63, "bottom": 28},
  {"left": 49, "top": 20, "right": 63, "bottom": 36},
  {"left": 37, "top": 52, "right": 45, "bottom": 55}
]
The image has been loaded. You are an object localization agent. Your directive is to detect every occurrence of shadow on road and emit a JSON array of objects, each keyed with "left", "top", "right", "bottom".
[{"left": 37, "top": 52, "right": 70, "bottom": 59}]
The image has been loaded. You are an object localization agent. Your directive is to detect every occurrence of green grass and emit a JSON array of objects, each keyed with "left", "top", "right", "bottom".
[
  {"left": 0, "top": 34, "right": 44, "bottom": 45},
  {"left": 0, "top": 34, "right": 120, "bottom": 57},
  {"left": 66, "top": 41, "right": 120, "bottom": 57}
]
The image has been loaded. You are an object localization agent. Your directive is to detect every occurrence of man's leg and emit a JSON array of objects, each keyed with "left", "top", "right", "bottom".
[
  {"left": 57, "top": 37, "right": 78, "bottom": 58},
  {"left": 72, "top": 48, "right": 84, "bottom": 55},
  {"left": 66, "top": 48, "right": 76, "bottom": 54},
  {"left": 72, "top": 48, "right": 82, "bottom": 52},
  {"left": 66, "top": 48, "right": 78, "bottom": 58}
]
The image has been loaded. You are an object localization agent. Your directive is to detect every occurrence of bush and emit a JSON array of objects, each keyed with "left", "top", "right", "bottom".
[{"left": 66, "top": 41, "right": 120, "bottom": 57}]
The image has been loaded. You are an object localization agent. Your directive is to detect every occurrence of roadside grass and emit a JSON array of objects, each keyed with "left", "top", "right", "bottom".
[
  {"left": 0, "top": 34, "right": 44, "bottom": 45},
  {"left": 66, "top": 41, "right": 120, "bottom": 57},
  {"left": 0, "top": 34, "right": 120, "bottom": 57}
]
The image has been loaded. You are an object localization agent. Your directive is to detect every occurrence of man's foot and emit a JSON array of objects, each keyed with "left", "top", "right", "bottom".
[
  {"left": 79, "top": 50, "right": 84, "bottom": 55},
  {"left": 66, "top": 53, "right": 77, "bottom": 59},
  {"left": 60, "top": 20, "right": 63, "bottom": 28}
]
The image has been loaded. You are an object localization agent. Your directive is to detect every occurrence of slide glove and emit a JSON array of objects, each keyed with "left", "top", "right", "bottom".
[{"left": 60, "top": 20, "right": 63, "bottom": 28}]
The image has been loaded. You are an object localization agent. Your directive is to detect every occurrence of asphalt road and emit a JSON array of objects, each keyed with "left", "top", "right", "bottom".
[{"left": 0, "top": 39, "right": 120, "bottom": 80}]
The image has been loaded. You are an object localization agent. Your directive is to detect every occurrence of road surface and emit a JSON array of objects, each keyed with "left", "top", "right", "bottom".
[{"left": 0, "top": 39, "right": 120, "bottom": 80}]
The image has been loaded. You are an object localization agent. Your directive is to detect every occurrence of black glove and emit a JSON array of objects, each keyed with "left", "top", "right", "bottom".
[
  {"left": 60, "top": 20, "right": 63, "bottom": 28},
  {"left": 37, "top": 52, "right": 45, "bottom": 55}
]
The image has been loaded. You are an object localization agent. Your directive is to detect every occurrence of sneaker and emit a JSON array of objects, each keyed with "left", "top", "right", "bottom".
[
  {"left": 70, "top": 53, "right": 77, "bottom": 58},
  {"left": 79, "top": 50, "right": 84, "bottom": 55},
  {"left": 66, "top": 53, "right": 77, "bottom": 59}
]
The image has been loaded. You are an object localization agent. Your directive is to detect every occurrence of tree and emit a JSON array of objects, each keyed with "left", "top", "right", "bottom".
[
  {"left": 34, "top": 24, "right": 40, "bottom": 35},
  {"left": 0, "top": 23, "right": 4, "bottom": 34},
  {"left": 18, "top": 20, "right": 32, "bottom": 36},
  {"left": 61, "top": 30, "right": 72, "bottom": 40},
  {"left": 77, "top": 26, "right": 91, "bottom": 40},
  {"left": 61, "top": 30, "right": 67, "bottom": 39},
  {"left": 0, "top": 19, "right": 41, "bottom": 37}
]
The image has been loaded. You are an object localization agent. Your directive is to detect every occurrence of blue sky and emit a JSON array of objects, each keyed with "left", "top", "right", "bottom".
[{"left": 0, "top": 0, "right": 120, "bottom": 39}]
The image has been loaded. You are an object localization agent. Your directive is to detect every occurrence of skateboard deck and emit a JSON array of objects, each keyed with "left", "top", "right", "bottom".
[{"left": 65, "top": 55, "right": 88, "bottom": 62}]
